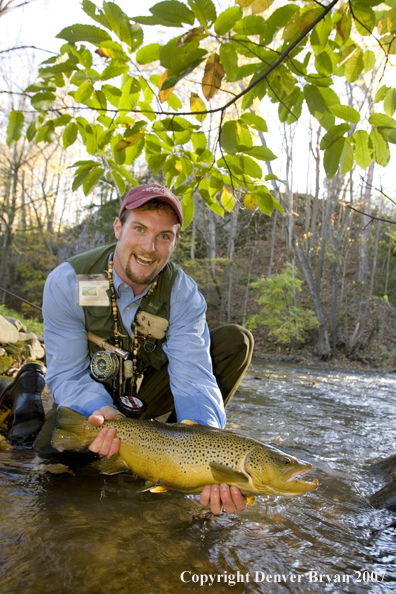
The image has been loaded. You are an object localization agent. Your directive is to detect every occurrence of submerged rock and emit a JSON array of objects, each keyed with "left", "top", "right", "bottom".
[{"left": 368, "top": 454, "right": 396, "bottom": 511}]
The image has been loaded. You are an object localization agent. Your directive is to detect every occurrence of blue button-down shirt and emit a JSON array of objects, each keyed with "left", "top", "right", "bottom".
[{"left": 42, "top": 260, "right": 226, "bottom": 428}]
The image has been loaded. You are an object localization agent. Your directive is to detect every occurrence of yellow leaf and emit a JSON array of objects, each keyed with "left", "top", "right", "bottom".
[
  {"left": 116, "top": 131, "right": 144, "bottom": 152},
  {"left": 235, "top": 0, "right": 255, "bottom": 7},
  {"left": 244, "top": 193, "right": 257, "bottom": 210},
  {"left": 176, "top": 27, "right": 207, "bottom": 47},
  {"left": 221, "top": 186, "right": 234, "bottom": 211},
  {"left": 202, "top": 53, "right": 225, "bottom": 101},
  {"left": 95, "top": 47, "right": 111, "bottom": 58},
  {"left": 250, "top": 0, "right": 274, "bottom": 14},
  {"left": 190, "top": 92, "right": 207, "bottom": 122},
  {"left": 159, "top": 70, "right": 174, "bottom": 103},
  {"left": 175, "top": 160, "right": 183, "bottom": 173}
]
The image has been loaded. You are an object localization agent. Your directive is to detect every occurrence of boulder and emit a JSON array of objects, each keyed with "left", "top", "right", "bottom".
[
  {"left": 5, "top": 317, "right": 27, "bottom": 333},
  {"left": 25, "top": 337, "right": 45, "bottom": 360},
  {"left": 0, "top": 316, "right": 19, "bottom": 344}
]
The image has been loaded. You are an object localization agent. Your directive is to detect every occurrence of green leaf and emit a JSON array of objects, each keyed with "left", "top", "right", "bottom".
[
  {"left": 238, "top": 155, "right": 262, "bottom": 178},
  {"left": 315, "top": 52, "right": 333, "bottom": 76},
  {"left": 369, "top": 113, "right": 396, "bottom": 127},
  {"left": 136, "top": 43, "right": 161, "bottom": 64},
  {"left": 111, "top": 170, "right": 125, "bottom": 195},
  {"left": 377, "top": 7, "right": 396, "bottom": 34},
  {"left": 220, "top": 186, "right": 234, "bottom": 211},
  {"left": 220, "top": 120, "right": 252, "bottom": 154},
  {"left": 36, "top": 120, "right": 55, "bottom": 143},
  {"left": 353, "top": 3, "right": 376, "bottom": 35},
  {"left": 6, "top": 111, "right": 24, "bottom": 147},
  {"left": 370, "top": 128, "right": 390, "bottom": 166},
  {"left": 243, "top": 146, "right": 277, "bottom": 161},
  {"left": 83, "top": 167, "right": 105, "bottom": 195},
  {"left": 63, "top": 122, "right": 78, "bottom": 148},
  {"left": 25, "top": 81, "right": 56, "bottom": 93},
  {"left": 234, "top": 15, "right": 265, "bottom": 36},
  {"left": 375, "top": 85, "right": 388, "bottom": 103},
  {"left": 191, "top": 131, "right": 207, "bottom": 152},
  {"left": 344, "top": 48, "right": 364, "bottom": 83},
  {"left": 31, "top": 91, "right": 56, "bottom": 111},
  {"left": 53, "top": 114, "right": 72, "bottom": 127},
  {"left": 323, "top": 137, "right": 345, "bottom": 178},
  {"left": 56, "top": 24, "right": 112, "bottom": 44},
  {"left": 304, "top": 84, "right": 330, "bottom": 119},
  {"left": 261, "top": 4, "right": 299, "bottom": 45},
  {"left": 384, "top": 88, "right": 396, "bottom": 117},
  {"left": 330, "top": 105, "right": 360, "bottom": 124},
  {"left": 320, "top": 123, "right": 350, "bottom": 149},
  {"left": 353, "top": 130, "right": 372, "bottom": 169},
  {"left": 219, "top": 43, "right": 238, "bottom": 81},
  {"left": 74, "top": 80, "right": 94, "bottom": 103},
  {"left": 101, "top": 60, "right": 129, "bottom": 80},
  {"left": 140, "top": 1, "right": 195, "bottom": 27},
  {"left": 240, "top": 113, "right": 268, "bottom": 132},
  {"left": 181, "top": 188, "right": 194, "bottom": 229},
  {"left": 257, "top": 191, "right": 274, "bottom": 215},
  {"left": 118, "top": 77, "right": 140, "bottom": 113},
  {"left": 339, "top": 139, "right": 354, "bottom": 175},
  {"left": 187, "top": 0, "right": 217, "bottom": 27},
  {"left": 214, "top": 6, "right": 243, "bottom": 35},
  {"left": 363, "top": 49, "right": 375, "bottom": 72}
]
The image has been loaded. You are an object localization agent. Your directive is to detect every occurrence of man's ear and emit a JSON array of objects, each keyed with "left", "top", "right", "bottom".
[{"left": 114, "top": 217, "right": 121, "bottom": 240}]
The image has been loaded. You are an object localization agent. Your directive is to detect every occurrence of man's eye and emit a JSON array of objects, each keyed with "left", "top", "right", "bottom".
[{"left": 160, "top": 234, "right": 171, "bottom": 241}]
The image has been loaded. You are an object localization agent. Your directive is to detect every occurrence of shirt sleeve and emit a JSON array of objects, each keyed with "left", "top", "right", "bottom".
[
  {"left": 163, "top": 269, "right": 226, "bottom": 429},
  {"left": 43, "top": 263, "right": 116, "bottom": 416}
]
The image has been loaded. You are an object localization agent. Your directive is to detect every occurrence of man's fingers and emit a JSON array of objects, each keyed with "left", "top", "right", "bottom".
[
  {"left": 220, "top": 484, "right": 236, "bottom": 514},
  {"left": 200, "top": 484, "right": 211, "bottom": 507},
  {"left": 88, "top": 427, "right": 117, "bottom": 456},
  {"left": 88, "top": 414, "right": 105, "bottom": 427},
  {"left": 200, "top": 484, "right": 247, "bottom": 515},
  {"left": 107, "top": 437, "right": 120, "bottom": 458},
  {"left": 230, "top": 486, "right": 247, "bottom": 511}
]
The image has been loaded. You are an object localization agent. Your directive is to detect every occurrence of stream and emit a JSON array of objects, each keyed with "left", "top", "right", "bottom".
[{"left": 1, "top": 360, "right": 396, "bottom": 593}]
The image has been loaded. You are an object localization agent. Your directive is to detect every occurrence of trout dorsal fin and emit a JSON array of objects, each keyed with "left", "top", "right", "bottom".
[{"left": 209, "top": 461, "right": 249, "bottom": 484}]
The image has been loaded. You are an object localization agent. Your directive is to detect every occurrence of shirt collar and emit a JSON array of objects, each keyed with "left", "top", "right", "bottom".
[{"left": 110, "top": 255, "right": 154, "bottom": 300}]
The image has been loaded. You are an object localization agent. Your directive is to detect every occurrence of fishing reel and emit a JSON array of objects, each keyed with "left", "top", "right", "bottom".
[
  {"left": 90, "top": 350, "right": 119, "bottom": 382},
  {"left": 117, "top": 395, "right": 147, "bottom": 418}
]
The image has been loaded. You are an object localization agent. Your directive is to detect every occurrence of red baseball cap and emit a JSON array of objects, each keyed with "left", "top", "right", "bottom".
[{"left": 118, "top": 184, "right": 183, "bottom": 225}]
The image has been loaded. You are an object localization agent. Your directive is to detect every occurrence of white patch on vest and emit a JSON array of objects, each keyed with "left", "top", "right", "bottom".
[{"left": 135, "top": 311, "right": 168, "bottom": 339}]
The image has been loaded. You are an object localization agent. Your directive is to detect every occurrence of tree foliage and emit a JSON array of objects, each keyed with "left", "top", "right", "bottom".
[
  {"left": 7, "top": 0, "right": 396, "bottom": 226},
  {"left": 247, "top": 262, "right": 320, "bottom": 345}
]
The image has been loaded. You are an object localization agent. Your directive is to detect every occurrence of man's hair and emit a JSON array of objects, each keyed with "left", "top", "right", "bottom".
[{"left": 119, "top": 198, "right": 181, "bottom": 237}]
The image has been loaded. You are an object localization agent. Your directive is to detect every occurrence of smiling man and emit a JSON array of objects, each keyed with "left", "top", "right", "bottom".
[{"left": 6, "top": 184, "right": 254, "bottom": 514}]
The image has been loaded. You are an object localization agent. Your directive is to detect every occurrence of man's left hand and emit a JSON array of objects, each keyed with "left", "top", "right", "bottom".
[
  {"left": 200, "top": 484, "right": 247, "bottom": 515},
  {"left": 88, "top": 406, "right": 122, "bottom": 458}
]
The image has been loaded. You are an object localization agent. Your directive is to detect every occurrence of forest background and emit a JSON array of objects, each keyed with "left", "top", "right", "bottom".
[{"left": 1, "top": 0, "right": 396, "bottom": 369}]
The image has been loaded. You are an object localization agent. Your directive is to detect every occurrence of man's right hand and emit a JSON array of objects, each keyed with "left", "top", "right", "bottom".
[{"left": 88, "top": 406, "right": 122, "bottom": 458}]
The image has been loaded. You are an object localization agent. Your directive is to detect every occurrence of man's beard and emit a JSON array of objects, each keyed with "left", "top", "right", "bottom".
[{"left": 124, "top": 256, "right": 159, "bottom": 286}]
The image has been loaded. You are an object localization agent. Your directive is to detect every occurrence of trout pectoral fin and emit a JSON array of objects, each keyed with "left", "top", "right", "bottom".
[
  {"left": 245, "top": 496, "right": 256, "bottom": 505},
  {"left": 93, "top": 454, "right": 129, "bottom": 475},
  {"left": 137, "top": 480, "right": 159, "bottom": 492},
  {"left": 150, "top": 486, "right": 168, "bottom": 493},
  {"left": 209, "top": 461, "right": 250, "bottom": 485}
]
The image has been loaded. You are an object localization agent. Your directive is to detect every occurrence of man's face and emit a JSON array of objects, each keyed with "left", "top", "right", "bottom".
[{"left": 113, "top": 207, "right": 179, "bottom": 292}]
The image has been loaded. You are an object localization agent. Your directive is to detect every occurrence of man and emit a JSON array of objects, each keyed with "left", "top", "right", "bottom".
[{"left": 3, "top": 184, "right": 254, "bottom": 515}]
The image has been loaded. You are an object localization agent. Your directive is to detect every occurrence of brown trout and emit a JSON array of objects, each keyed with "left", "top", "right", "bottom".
[{"left": 51, "top": 407, "right": 319, "bottom": 498}]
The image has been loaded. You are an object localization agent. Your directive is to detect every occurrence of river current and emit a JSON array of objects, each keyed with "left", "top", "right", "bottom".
[{"left": 1, "top": 360, "right": 396, "bottom": 594}]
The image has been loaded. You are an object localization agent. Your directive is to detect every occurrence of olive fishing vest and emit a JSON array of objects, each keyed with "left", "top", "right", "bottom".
[{"left": 68, "top": 243, "right": 179, "bottom": 383}]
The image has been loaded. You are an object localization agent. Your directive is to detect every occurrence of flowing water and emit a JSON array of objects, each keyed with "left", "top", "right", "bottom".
[{"left": 1, "top": 361, "right": 396, "bottom": 594}]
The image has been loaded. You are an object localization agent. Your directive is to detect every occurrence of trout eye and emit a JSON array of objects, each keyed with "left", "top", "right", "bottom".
[{"left": 282, "top": 459, "right": 291, "bottom": 465}]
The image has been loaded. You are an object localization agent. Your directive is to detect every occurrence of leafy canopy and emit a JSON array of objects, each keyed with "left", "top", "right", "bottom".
[{"left": 8, "top": 0, "right": 396, "bottom": 225}]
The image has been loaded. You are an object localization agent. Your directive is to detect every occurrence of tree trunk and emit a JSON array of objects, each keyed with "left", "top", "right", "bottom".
[{"left": 358, "top": 161, "right": 374, "bottom": 284}]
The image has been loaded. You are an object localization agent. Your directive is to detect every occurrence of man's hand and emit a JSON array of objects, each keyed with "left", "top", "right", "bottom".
[
  {"left": 200, "top": 484, "right": 247, "bottom": 515},
  {"left": 88, "top": 406, "right": 122, "bottom": 458}
]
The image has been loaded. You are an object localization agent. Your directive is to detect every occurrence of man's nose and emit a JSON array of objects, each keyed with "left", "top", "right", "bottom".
[{"left": 140, "top": 233, "right": 156, "bottom": 252}]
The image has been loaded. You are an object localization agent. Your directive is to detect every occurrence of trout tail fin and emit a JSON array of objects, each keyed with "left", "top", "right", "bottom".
[{"left": 51, "top": 407, "right": 96, "bottom": 452}]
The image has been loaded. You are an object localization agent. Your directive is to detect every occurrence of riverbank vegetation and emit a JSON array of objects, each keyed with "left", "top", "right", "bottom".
[{"left": 1, "top": 0, "right": 396, "bottom": 368}]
